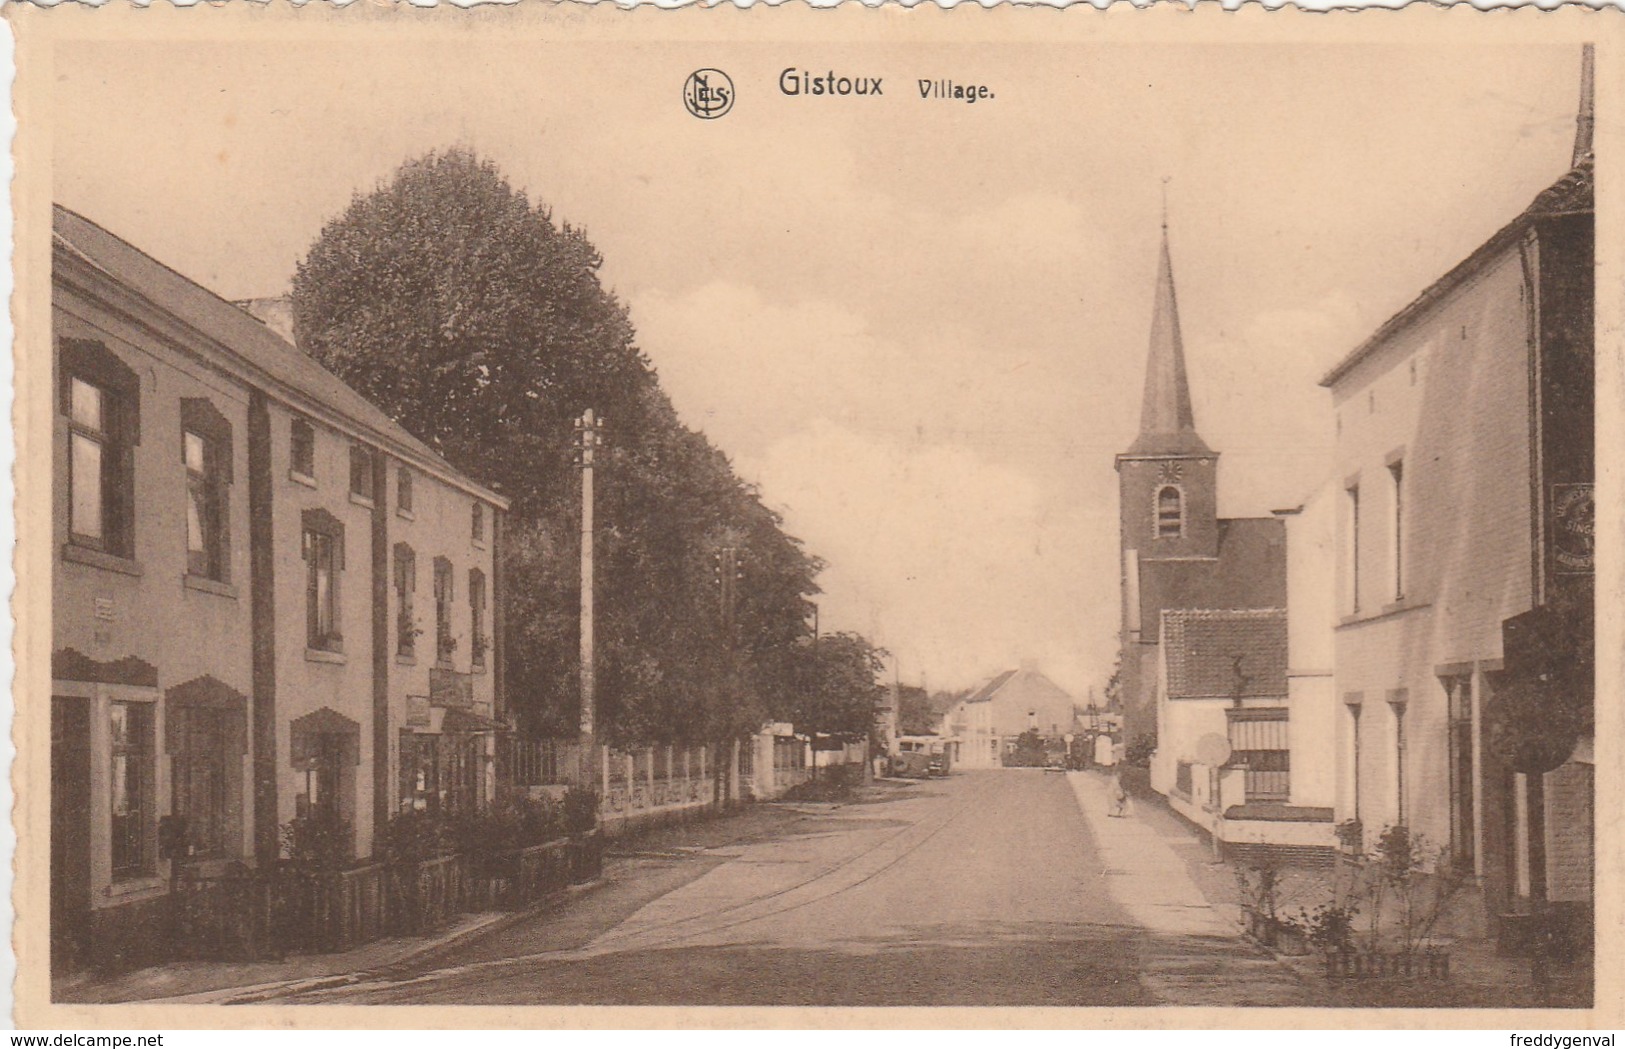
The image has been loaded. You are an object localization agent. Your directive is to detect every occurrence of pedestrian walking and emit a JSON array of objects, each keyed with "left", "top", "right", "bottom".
[{"left": 1108, "top": 767, "right": 1129, "bottom": 818}]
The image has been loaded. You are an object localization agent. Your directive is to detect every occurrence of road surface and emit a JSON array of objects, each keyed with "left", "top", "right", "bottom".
[{"left": 282, "top": 771, "right": 1304, "bottom": 1006}]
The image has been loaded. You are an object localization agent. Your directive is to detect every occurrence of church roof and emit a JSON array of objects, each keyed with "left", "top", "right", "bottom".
[
  {"left": 1126, "top": 224, "right": 1213, "bottom": 458},
  {"left": 1162, "top": 608, "right": 1288, "bottom": 700},
  {"left": 1135, "top": 517, "right": 1286, "bottom": 637}
]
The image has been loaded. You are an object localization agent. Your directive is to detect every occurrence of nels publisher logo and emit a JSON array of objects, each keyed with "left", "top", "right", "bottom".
[{"left": 684, "top": 69, "right": 734, "bottom": 120}]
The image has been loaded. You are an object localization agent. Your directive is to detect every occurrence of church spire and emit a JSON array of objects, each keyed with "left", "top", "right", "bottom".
[
  {"left": 1573, "top": 42, "right": 1595, "bottom": 168},
  {"left": 1128, "top": 215, "right": 1211, "bottom": 457}
]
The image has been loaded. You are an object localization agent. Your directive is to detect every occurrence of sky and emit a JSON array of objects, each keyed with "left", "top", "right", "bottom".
[{"left": 49, "top": 33, "right": 1585, "bottom": 699}]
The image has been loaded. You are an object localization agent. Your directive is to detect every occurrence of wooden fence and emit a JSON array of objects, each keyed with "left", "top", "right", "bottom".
[{"left": 170, "top": 833, "right": 601, "bottom": 964}]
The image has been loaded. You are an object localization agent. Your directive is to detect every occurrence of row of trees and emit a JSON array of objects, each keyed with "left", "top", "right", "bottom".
[{"left": 290, "top": 149, "right": 884, "bottom": 746}]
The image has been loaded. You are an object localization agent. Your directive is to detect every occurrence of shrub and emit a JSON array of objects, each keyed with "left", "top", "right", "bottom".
[
  {"left": 1288, "top": 901, "right": 1360, "bottom": 951},
  {"left": 281, "top": 811, "right": 354, "bottom": 871},
  {"left": 1125, "top": 734, "right": 1156, "bottom": 769},
  {"left": 561, "top": 788, "right": 599, "bottom": 835},
  {"left": 380, "top": 810, "right": 455, "bottom": 864}
]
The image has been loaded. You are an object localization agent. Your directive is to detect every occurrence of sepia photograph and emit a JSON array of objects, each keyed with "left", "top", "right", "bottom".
[{"left": 9, "top": 4, "right": 1614, "bottom": 1028}]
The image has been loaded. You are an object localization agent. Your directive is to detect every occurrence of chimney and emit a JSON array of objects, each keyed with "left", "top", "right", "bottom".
[{"left": 1574, "top": 42, "right": 1595, "bottom": 168}]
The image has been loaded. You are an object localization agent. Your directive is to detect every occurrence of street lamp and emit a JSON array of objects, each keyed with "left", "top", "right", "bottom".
[{"left": 574, "top": 409, "right": 605, "bottom": 793}]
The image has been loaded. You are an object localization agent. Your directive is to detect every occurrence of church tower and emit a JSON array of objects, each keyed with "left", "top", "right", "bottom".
[{"left": 1116, "top": 220, "right": 1219, "bottom": 566}]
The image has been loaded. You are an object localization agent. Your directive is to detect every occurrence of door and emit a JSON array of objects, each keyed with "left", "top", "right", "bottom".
[{"left": 51, "top": 697, "right": 93, "bottom": 976}]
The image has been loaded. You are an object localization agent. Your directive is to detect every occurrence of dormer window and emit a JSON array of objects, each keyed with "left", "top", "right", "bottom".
[{"left": 1155, "top": 485, "right": 1184, "bottom": 539}]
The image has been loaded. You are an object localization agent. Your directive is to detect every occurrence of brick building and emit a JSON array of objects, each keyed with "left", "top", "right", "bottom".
[
  {"left": 50, "top": 206, "right": 509, "bottom": 972},
  {"left": 1114, "top": 221, "right": 1287, "bottom": 761}
]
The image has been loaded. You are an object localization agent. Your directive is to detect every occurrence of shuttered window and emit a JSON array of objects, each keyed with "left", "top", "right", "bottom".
[{"left": 1228, "top": 708, "right": 1290, "bottom": 803}]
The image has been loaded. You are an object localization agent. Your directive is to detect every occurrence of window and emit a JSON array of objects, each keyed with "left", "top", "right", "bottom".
[
  {"left": 434, "top": 557, "right": 455, "bottom": 665},
  {"left": 308, "top": 533, "right": 338, "bottom": 649},
  {"left": 395, "top": 543, "right": 417, "bottom": 658},
  {"left": 1345, "top": 483, "right": 1361, "bottom": 613},
  {"left": 301, "top": 734, "right": 347, "bottom": 824},
  {"left": 399, "top": 732, "right": 438, "bottom": 813},
  {"left": 397, "top": 467, "right": 414, "bottom": 515},
  {"left": 290, "top": 418, "right": 315, "bottom": 479},
  {"left": 171, "top": 707, "right": 229, "bottom": 858},
  {"left": 350, "top": 444, "right": 374, "bottom": 502},
  {"left": 1445, "top": 676, "right": 1475, "bottom": 869},
  {"left": 184, "top": 433, "right": 217, "bottom": 577},
  {"left": 61, "top": 340, "right": 140, "bottom": 560},
  {"left": 1389, "top": 692, "right": 1409, "bottom": 825},
  {"left": 469, "top": 568, "right": 487, "bottom": 670},
  {"left": 1227, "top": 708, "right": 1290, "bottom": 803},
  {"left": 301, "top": 509, "right": 345, "bottom": 652},
  {"left": 1155, "top": 486, "right": 1183, "bottom": 539},
  {"left": 1346, "top": 699, "right": 1363, "bottom": 827},
  {"left": 399, "top": 732, "right": 481, "bottom": 817},
  {"left": 1388, "top": 460, "right": 1404, "bottom": 600},
  {"left": 180, "top": 399, "right": 233, "bottom": 582},
  {"left": 70, "top": 379, "right": 108, "bottom": 547},
  {"left": 472, "top": 502, "right": 484, "bottom": 544},
  {"left": 109, "top": 701, "right": 154, "bottom": 879}
]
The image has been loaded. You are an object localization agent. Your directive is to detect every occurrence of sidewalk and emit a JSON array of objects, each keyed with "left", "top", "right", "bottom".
[
  {"left": 1067, "top": 770, "right": 1309, "bottom": 1006},
  {"left": 1066, "top": 770, "right": 1234, "bottom": 937},
  {"left": 52, "top": 881, "right": 604, "bottom": 1006},
  {"left": 1075, "top": 770, "right": 1593, "bottom": 1009}
]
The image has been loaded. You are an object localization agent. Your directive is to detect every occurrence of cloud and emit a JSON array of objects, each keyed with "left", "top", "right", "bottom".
[{"left": 739, "top": 420, "right": 1117, "bottom": 697}]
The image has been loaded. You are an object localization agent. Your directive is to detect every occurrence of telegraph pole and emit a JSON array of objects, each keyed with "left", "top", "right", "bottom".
[{"left": 575, "top": 409, "right": 604, "bottom": 786}]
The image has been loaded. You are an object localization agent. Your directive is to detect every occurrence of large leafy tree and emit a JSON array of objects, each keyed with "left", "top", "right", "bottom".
[
  {"left": 291, "top": 149, "right": 839, "bottom": 744},
  {"left": 785, "top": 632, "right": 888, "bottom": 740}
]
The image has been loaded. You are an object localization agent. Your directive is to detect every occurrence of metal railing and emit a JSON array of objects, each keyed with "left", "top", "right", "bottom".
[{"left": 502, "top": 737, "right": 588, "bottom": 787}]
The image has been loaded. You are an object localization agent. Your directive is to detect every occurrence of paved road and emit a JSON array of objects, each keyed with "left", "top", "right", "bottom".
[{"left": 284, "top": 771, "right": 1303, "bottom": 1006}]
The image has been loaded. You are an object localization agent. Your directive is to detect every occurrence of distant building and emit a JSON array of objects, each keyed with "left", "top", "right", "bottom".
[
  {"left": 1319, "top": 143, "right": 1594, "bottom": 934},
  {"left": 51, "top": 206, "right": 509, "bottom": 972},
  {"left": 941, "top": 664, "right": 1076, "bottom": 769}
]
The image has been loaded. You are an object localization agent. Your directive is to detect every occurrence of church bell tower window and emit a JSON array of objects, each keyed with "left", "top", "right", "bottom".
[{"left": 1156, "top": 485, "right": 1184, "bottom": 539}]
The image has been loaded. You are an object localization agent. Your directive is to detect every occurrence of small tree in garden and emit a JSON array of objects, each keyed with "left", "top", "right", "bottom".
[
  {"left": 1369, "top": 825, "right": 1468, "bottom": 955},
  {"left": 1125, "top": 734, "right": 1156, "bottom": 769},
  {"left": 1236, "top": 852, "right": 1284, "bottom": 924}
]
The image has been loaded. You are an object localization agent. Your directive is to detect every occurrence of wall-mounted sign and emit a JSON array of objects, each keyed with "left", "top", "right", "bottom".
[
  {"left": 1552, "top": 483, "right": 1594, "bottom": 574},
  {"left": 429, "top": 668, "right": 473, "bottom": 710},
  {"left": 406, "top": 694, "right": 431, "bottom": 728},
  {"left": 94, "top": 597, "right": 115, "bottom": 621}
]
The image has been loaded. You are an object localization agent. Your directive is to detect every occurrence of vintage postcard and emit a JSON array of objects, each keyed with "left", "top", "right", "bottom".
[{"left": 9, "top": 1, "right": 1622, "bottom": 1031}]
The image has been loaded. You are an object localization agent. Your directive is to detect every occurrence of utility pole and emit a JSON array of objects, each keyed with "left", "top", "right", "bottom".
[
  {"left": 712, "top": 539, "right": 744, "bottom": 803},
  {"left": 575, "top": 409, "right": 604, "bottom": 788}
]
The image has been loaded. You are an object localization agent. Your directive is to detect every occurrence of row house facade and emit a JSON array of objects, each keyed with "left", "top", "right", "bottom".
[
  {"left": 1319, "top": 156, "right": 1594, "bottom": 935},
  {"left": 50, "top": 206, "right": 509, "bottom": 972}
]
